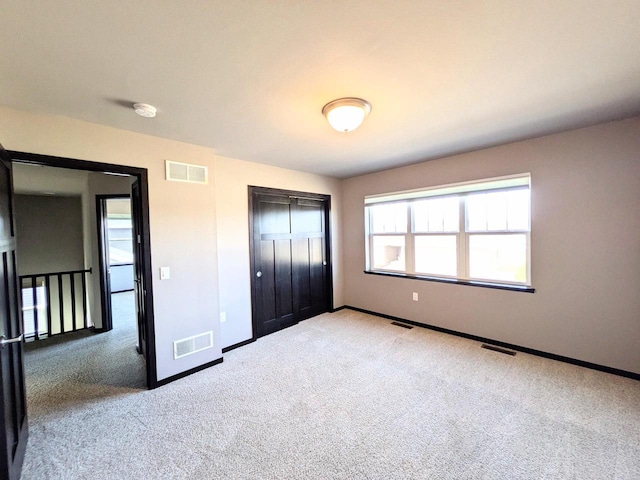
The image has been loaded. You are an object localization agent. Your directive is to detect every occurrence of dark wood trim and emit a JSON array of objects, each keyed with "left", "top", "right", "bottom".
[
  {"left": 248, "top": 189, "right": 257, "bottom": 337},
  {"left": 248, "top": 186, "right": 333, "bottom": 339},
  {"left": 96, "top": 193, "right": 132, "bottom": 332},
  {"left": 10, "top": 421, "right": 27, "bottom": 480},
  {"left": 98, "top": 194, "right": 131, "bottom": 199},
  {"left": 7, "top": 150, "right": 158, "bottom": 389},
  {"left": 96, "top": 195, "right": 112, "bottom": 332},
  {"left": 111, "top": 288, "right": 135, "bottom": 294},
  {"left": 331, "top": 306, "right": 347, "bottom": 313},
  {"left": 325, "top": 194, "right": 334, "bottom": 311},
  {"left": 0, "top": 145, "right": 28, "bottom": 480},
  {"left": 343, "top": 306, "right": 640, "bottom": 381},
  {"left": 155, "top": 357, "right": 223, "bottom": 387},
  {"left": 132, "top": 168, "right": 157, "bottom": 389},
  {"left": 248, "top": 186, "right": 330, "bottom": 199},
  {"left": 221, "top": 337, "right": 256, "bottom": 353},
  {"left": 481, "top": 344, "right": 516, "bottom": 356},
  {"left": 8, "top": 150, "right": 145, "bottom": 176},
  {"left": 364, "top": 270, "right": 535, "bottom": 293}
]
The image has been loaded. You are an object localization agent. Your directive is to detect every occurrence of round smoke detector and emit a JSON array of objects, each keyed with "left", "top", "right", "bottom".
[{"left": 133, "top": 103, "right": 157, "bottom": 118}]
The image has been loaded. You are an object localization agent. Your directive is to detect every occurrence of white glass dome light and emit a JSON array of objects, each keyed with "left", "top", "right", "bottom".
[{"left": 322, "top": 98, "right": 371, "bottom": 133}]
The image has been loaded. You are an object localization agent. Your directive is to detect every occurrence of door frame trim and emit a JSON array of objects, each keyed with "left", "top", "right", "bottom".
[
  {"left": 7, "top": 150, "right": 158, "bottom": 389},
  {"left": 95, "top": 194, "right": 131, "bottom": 333},
  {"left": 0, "top": 147, "right": 28, "bottom": 480},
  {"left": 248, "top": 186, "right": 334, "bottom": 340}
]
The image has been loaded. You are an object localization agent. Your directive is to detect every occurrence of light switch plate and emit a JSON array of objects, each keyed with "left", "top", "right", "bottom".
[{"left": 160, "top": 267, "right": 171, "bottom": 280}]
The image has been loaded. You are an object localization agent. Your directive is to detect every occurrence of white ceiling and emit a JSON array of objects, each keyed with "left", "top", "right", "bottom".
[
  {"left": 1, "top": 1, "right": 639, "bottom": 178},
  {"left": 12, "top": 163, "right": 89, "bottom": 196}
]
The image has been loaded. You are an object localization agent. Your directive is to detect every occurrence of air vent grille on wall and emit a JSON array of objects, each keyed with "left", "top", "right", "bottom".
[
  {"left": 165, "top": 160, "right": 208, "bottom": 184},
  {"left": 173, "top": 331, "right": 214, "bottom": 359}
]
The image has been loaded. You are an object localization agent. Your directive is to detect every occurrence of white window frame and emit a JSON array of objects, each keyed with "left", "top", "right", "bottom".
[{"left": 365, "top": 174, "right": 532, "bottom": 289}]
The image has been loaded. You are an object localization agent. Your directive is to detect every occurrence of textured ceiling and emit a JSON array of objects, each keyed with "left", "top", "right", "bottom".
[{"left": 1, "top": 1, "right": 639, "bottom": 178}]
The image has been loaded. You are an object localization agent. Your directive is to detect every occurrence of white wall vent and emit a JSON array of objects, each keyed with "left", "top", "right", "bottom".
[
  {"left": 173, "top": 331, "right": 213, "bottom": 359},
  {"left": 165, "top": 160, "right": 208, "bottom": 184}
]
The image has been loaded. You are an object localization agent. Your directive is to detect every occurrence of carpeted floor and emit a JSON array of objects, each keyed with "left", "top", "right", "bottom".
[{"left": 21, "top": 297, "right": 640, "bottom": 479}]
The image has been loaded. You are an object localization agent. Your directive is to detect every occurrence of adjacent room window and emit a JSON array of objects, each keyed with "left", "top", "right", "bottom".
[{"left": 365, "top": 174, "right": 531, "bottom": 288}]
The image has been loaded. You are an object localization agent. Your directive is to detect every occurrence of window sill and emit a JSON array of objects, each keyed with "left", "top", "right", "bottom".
[{"left": 364, "top": 270, "right": 535, "bottom": 293}]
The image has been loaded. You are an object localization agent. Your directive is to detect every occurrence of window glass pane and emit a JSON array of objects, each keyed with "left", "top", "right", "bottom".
[
  {"left": 366, "top": 177, "right": 531, "bottom": 287},
  {"left": 468, "top": 234, "right": 527, "bottom": 283},
  {"left": 429, "top": 200, "right": 444, "bottom": 232},
  {"left": 442, "top": 198, "right": 459, "bottom": 232},
  {"left": 107, "top": 217, "right": 134, "bottom": 264},
  {"left": 106, "top": 198, "right": 133, "bottom": 264},
  {"left": 372, "top": 236, "right": 405, "bottom": 270},
  {"left": 506, "top": 189, "right": 530, "bottom": 230},
  {"left": 413, "top": 201, "right": 429, "bottom": 232},
  {"left": 466, "top": 193, "right": 487, "bottom": 231},
  {"left": 486, "top": 192, "right": 507, "bottom": 230},
  {"left": 21, "top": 281, "right": 48, "bottom": 337},
  {"left": 109, "top": 239, "right": 134, "bottom": 264},
  {"left": 370, "top": 203, "right": 407, "bottom": 233},
  {"left": 415, "top": 236, "right": 457, "bottom": 276},
  {"left": 413, "top": 197, "right": 459, "bottom": 233},
  {"left": 468, "top": 190, "right": 529, "bottom": 232}
]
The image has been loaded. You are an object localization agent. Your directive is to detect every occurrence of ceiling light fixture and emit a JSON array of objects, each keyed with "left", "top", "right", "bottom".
[
  {"left": 133, "top": 103, "right": 157, "bottom": 118},
  {"left": 322, "top": 97, "right": 371, "bottom": 133}
]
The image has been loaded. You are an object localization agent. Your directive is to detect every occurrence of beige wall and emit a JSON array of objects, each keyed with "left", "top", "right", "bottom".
[
  {"left": 12, "top": 163, "right": 89, "bottom": 196},
  {"left": 15, "top": 194, "right": 84, "bottom": 276},
  {"left": 342, "top": 117, "right": 640, "bottom": 374},
  {"left": 84, "top": 172, "right": 133, "bottom": 330},
  {"left": 214, "top": 155, "right": 343, "bottom": 349},
  {"left": 5, "top": 102, "right": 637, "bottom": 378},
  {"left": 1, "top": 104, "right": 345, "bottom": 379},
  {"left": 0, "top": 105, "right": 220, "bottom": 381}
]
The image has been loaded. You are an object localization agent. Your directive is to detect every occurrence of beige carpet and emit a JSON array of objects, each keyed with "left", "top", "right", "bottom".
[{"left": 21, "top": 296, "right": 640, "bottom": 479}]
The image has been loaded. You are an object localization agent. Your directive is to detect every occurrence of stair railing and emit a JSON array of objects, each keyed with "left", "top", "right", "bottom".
[{"left": 19, "top": 268, "right": 92, "bottom": 341}]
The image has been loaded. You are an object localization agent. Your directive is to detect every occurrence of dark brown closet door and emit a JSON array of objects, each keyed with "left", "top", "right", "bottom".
[
  {"left": 252, "top": 193, "right": 296, "bottom": 337},
  {"left": 250, "top": 188, "right": 330, "bottom": 339},
  {"left": 291, "top": 198, "right": 327, "bottom": 321}
]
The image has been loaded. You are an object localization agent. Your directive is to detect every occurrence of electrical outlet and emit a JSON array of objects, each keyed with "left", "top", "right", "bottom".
[
  {"left": 412, "top": 292, "right": 419, "bottom": 301},
  {"left": 220, "top": 312, "right": 227, "bottom": 323}
]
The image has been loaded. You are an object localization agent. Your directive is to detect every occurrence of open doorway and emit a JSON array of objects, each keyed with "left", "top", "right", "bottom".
[
  {"left": 96, "top": 195, "right": 140, "bottom": 350},
  {"left": 0, "top": 146, "right": 158, "bottom": 479},
  {"left": 8, "top": 150, "right": 157, "bottom": 388}
]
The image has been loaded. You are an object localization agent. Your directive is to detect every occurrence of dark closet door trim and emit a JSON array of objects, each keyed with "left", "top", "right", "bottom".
[
  {"left": 248, "top": 186, "right": 333, "bottom": 341},
  {"left": 7, "top": 150, "right": 158, "bottom": 389},
  {"left": 95, "top": 194, "right": 131, "bottom": 333}
]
